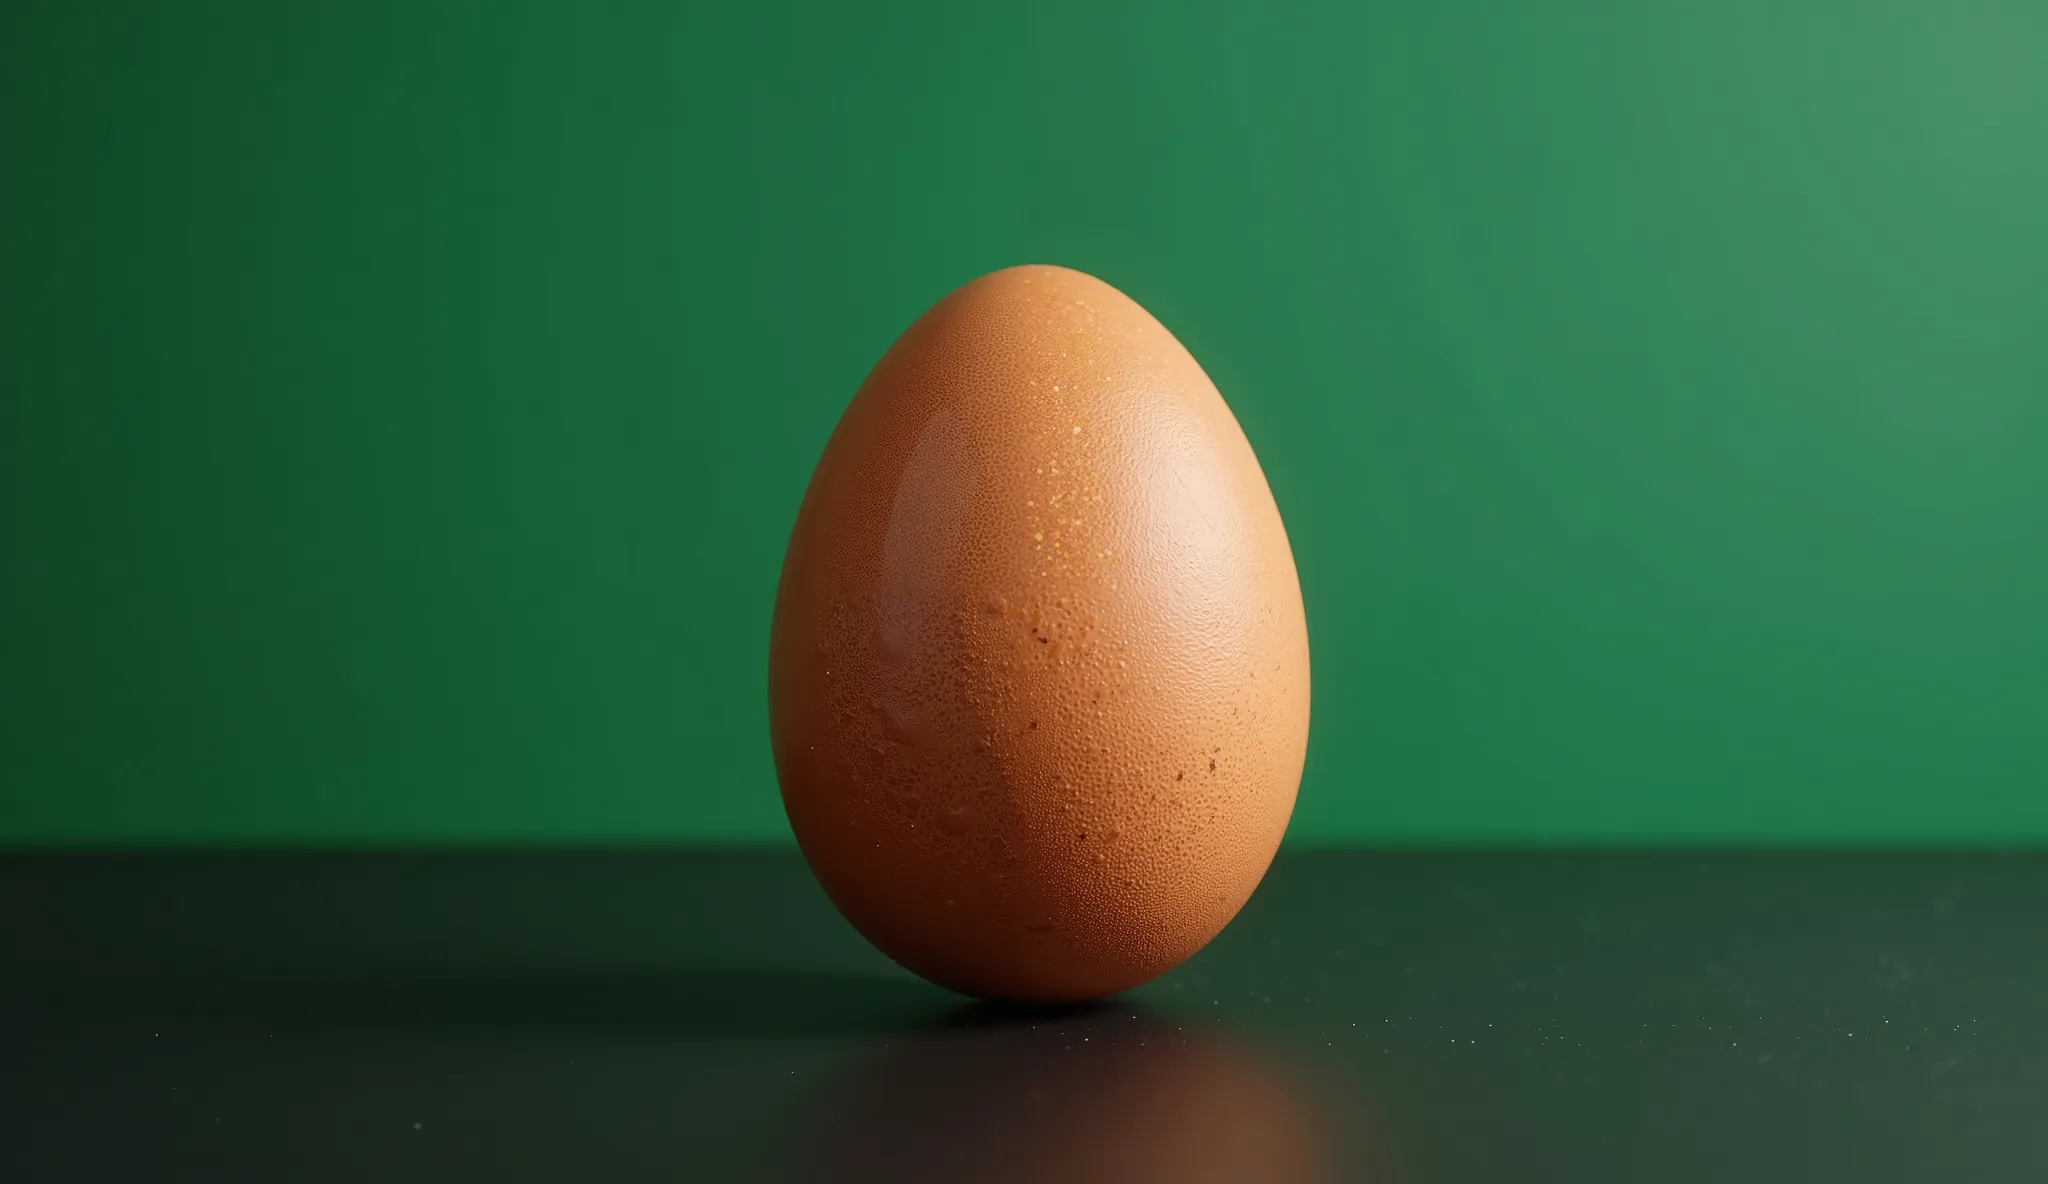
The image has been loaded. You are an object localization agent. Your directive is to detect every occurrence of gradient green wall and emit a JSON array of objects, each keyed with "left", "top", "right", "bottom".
[{"left": 6, "top": 1, "right": 2045, "bottom": 845}]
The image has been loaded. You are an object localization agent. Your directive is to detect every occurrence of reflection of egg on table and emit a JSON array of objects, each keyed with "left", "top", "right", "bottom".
[
  {"left": 805, "top": 1009, "right": 1330, "bottom": 1184},
  {"left": 770, "top": 265, "right": 1309, "bottom": 1002}
]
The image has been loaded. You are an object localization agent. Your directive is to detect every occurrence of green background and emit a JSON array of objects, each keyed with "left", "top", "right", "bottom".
[{"left": 5, "top": 1, "right": 2045, "bottom": 845}]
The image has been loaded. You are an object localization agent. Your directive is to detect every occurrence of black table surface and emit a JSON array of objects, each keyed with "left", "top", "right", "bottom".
[{"left": 4, "top": 849, "right": 2044, "bottom": 1181}]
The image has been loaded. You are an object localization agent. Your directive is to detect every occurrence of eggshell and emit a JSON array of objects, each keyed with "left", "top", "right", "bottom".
[{"left": 770, "top": 265, "right": 1309, "bottom": 1002}]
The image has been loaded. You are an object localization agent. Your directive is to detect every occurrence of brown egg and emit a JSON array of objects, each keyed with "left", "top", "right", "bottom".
[{"left": 769, "top": 265, "right": 1309, "bottom": 1002}]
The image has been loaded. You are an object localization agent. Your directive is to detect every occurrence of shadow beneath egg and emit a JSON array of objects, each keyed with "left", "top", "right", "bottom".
[{"left": 797, "top": 1001, "right": 1340, "bottom": 1184}]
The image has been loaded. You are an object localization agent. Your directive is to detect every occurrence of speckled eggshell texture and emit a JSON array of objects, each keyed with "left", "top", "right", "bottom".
[{"left": 769, "top": 264, "right": 1310, "bottom": 1003}]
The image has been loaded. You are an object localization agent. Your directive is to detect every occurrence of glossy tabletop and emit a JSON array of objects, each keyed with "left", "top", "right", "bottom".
[{"left": 4, "top": 850, "right": 2043, "bottom": 1181}]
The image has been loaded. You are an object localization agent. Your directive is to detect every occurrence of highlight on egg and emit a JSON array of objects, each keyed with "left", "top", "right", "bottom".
[{"left": 769, "top": 264, "right": 1309, "bottom": 1003}]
